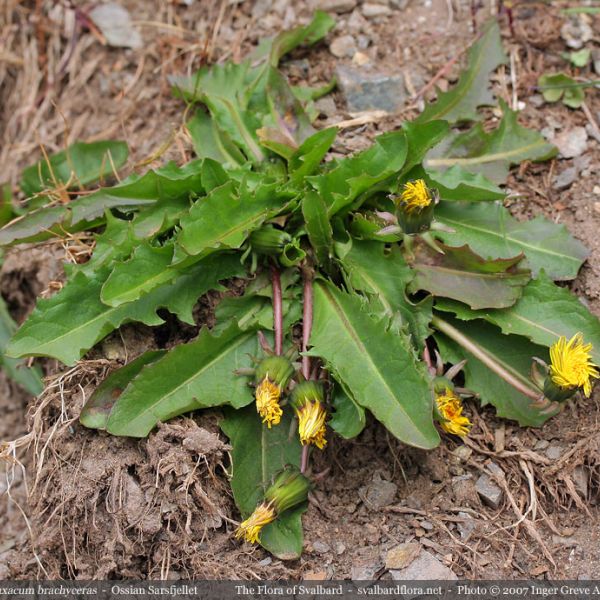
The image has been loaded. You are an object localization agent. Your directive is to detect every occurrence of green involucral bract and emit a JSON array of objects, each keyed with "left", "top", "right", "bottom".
[{"left": 4, "top": 13, "right": 598, "bottom": 559}]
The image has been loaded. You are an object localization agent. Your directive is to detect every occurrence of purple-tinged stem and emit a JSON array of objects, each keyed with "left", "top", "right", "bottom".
[
  {"left": 302, "top": 268, "right": 314, "bottom": 380},
  {"left": 300, "top": 445, "right": 309, "bottom": 474},
  {"left": 271, "top": 264, "right": 283, "bottom": 356}
]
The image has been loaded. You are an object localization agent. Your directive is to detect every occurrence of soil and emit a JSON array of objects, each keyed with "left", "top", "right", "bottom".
[{"left": 1, "top": 0, "right": 600, "bottom": 581}]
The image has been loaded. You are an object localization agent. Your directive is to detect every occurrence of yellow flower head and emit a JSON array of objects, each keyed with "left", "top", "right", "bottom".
[
  {"left": 235, "top": 501, "right": 276, "bottom": 544},
  {"left": 296, "top": 400, "right": 327, "bottom": 449},
  {"left": 435, "top": 388, "right": 471, "bottom": 437},
  {"left": 255, "top": 377, "right": 283, "bottom": 428},
  {"left": 549, "top": 333, "right": 599, "bottom": 397},
  {"left": 399, "top": 179, "right": 433, "bottom": 215}
]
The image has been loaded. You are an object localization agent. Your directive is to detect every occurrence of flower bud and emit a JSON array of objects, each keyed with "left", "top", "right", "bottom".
[
  {"left": 291, "top": 381, "right": 328, "bottom": 449},
  {"left": 255, "top": 356, "right": 295, "bottom": 389},
  {"left": 249, "top": 225, "right": 292, "bottom": 256},
  {"left": 392, "top": 179, "right": 438, "bottom": 234},
  {"left": 265, "top": 465, "right": 311, "bottom": 514},
  {"left": 254, "top": 356, "right": 296, "bottom": 428}
]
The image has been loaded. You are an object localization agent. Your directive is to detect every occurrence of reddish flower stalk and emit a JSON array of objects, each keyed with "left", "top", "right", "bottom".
[{"left": 271, "top": 264, "right": 283, "bottom": 356}]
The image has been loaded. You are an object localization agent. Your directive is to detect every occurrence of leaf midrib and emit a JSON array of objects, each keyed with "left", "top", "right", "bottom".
[
  {"left": 317, "top": 284, "right": 426, "bottom": 443},
  {"left": 118, "top": 330, "right": 253, "bottom": 423},
  {"left": 426, "top": 139, "right": 547, "bottom": 167},
  {"left": 437, "top": 214, "right": 581, "bottom": 264}
]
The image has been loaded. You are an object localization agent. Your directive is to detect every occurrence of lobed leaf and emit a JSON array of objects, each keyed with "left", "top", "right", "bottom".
[
  {"left": 407, "top": 240, "right": 531, "bottom": 310},
  {"left": 436, "top": 271, "right": 600, "bottom": 364},
  {"left": 308, "top": 281, "right": 439, "bottom": 449},
  {"left": 340, "top": 240, "right": 432, "bottom": 349},
  {"left": 177, "top": 179, "right": 293, "bottom": 256},
  {"left": 106, "top": 324, "right": 259, "bottom": 437},
  {"left": 415, "top": 20, "right": 507, "bottom": 124},
  {"left": 307, "top": 130, "right": 408, "bottom": 216},
  {"left": 8, "top": 254, "right": 244, "bottom": 365},
  {"left": 426, "top": 101, "right": 557, "bottom": 184},
  {"left": 79, "top": 350, "right": 166, "bottom": 430},
  {"left": 435, "top": 201, "right": 588, "bottom": 281}
]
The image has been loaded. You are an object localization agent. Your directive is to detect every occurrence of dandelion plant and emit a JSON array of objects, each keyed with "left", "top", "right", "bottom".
[{"left": 4, "top": 14, "right": 600, "bottom": 558}]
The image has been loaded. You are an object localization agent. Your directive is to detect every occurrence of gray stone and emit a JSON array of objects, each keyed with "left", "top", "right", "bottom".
[
  {"left": 356, "top": 34, "right": 371, "bottom": 49},
  {"left": 586, "top": 123, "right": 600, "bottom": 144},
  {"left": 561, "top": 18, "right": 593, "bottom": 50},
  {"left": 330, "top": 34, "right": 357, "bottom": 58},
  {"left": 451, "top": 474, "right": 477, "bottom": 506},
  {"left": 315, "top": 0, "right": 358, "bottom": 12},
  {"left": 389, "top": 0, "right": 410, "bottom": 7},
  {"left": 360, "top": 475, "right": 398, "bottom": 509},
  {"left": 593, "top": 49, "right": 600, "bottom": 77},
  {"left": 258, "top": 557, "right": 272, "bottom": 567},
  {"left": 385, "top": 542, "right": 421, "bottom": 570},
  {"left": 336, "top": 65, "right": 406, "bottom": 113},
  {"left": 314, "top": 96, "right": 337, "bottom": 117},
  {"left": 457, "top": 512, "right": 476, "bottom": 540},
  {"left": 528, "top": 94, "right": 545, "bottom": 108},
  {"left": 390, "top": 549, "right": 457, "bottom": 581},
  {"left": 313, "top": 540, "right": 331, "bottom": 554},
  {"left": 351, "top": 548, "right": 383, "bottom": 581},
  {"left": 334, "top": 541, "right": 346, "bottom": 555},
  {"left": 475, "top": 473, "right": 503, "bottom": 509},
  {"left": 545, "top": 444, "right": 564, "bottom": 460},
  {"left": 572, "top": 466, "right": 588, "bottom": 498},
  {"left": 553, "top": 127, "right": 588, "bottom": 159},
  {"left": 89, "top": 3, "right": 142, "bottom": 49},
  {"left": 553, "top": 167, "right": 578, "bottom": 190},
  {"left": 362, "top": 2, "right": 392, "bottom": 17},
  {"left": 420, "top": 520, "right": 433, "bottom": 531}
]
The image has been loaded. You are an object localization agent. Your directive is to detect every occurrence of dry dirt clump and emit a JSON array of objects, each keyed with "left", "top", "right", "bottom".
[{"left": 1, "top": 364, "right": 246, "bottom": 579}]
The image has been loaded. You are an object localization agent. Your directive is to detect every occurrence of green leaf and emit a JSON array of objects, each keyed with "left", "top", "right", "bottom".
[
  {"left": 538, "top": 73, "right": 585, "bottom": 109},
  {"left": 288, "top": 128, "right": 338, "bottom": 182},
  {"left": 100, "top": 242, "right": 177, "bottom": 306},
  {"left": 425, "top": 165, "right": 504, "bottom": 201},
  {"left": 257, "top": 68, "right": 316, "bottom": 158},
  {"left": 407, "top": 240, "right": 530, "bottom": 310},
  {"left": 414, "top": 20, "right": 507, "bottom": 124},
  {"left": 0, "top": 184, "right": 16, "bottom": 227},
  {"left": 106, "top": 324, "right": 258, "bottom": 437},
  {"left": 426, "top": 101, "right": 557, "bottom": 183},
  {"left": 308, "top": 281, "right": 439, "bottom": 449},
  {"left": 435, "top": 201, "right": 588, "bottom": 281},
  {"left": 21, "top": 141, "right": 129, "bottom": 197},
  {"left": 177, "top": 180, "right": 292, "bottom": 256},
  {"left": 302, "top": 191, "right": 333, "bottom": 266},
  {"left": 8, "top": 254, "right": 243, "bottom": 365},
  {"left": 434, "top": 317, "right": 558, "bottom": 427},
  {"left": 307, "top": 130, "right": 408, "bottom": 216},
  {"left": 436, "top": 271, "right": 600, "bottom": 365},
  {"left": 264, "top": 10, "right": 335, "bottom": 66},
  {"left": 340, "top": 240, "right": 432, "bottom": 349},
  {"left": 329, "top": 383, "right": 366, "bottom": 439},
  {"left": 400, "top": 120, "right": 451, "bottom": 177},
  {"left": 186, "top": 110, "right": 246, "bottom": 167},
  {"left": 220, "top": 406, "right": 304, "bottom": 560},
  {"left": 0, "top": 160, "right": 205, "bottom": 247},
  {"left": 79, "top": 350, "right": 166, "bottom": 430},
  {"left": 0, "top": 297, "right": 43, "bottom": 395}
]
